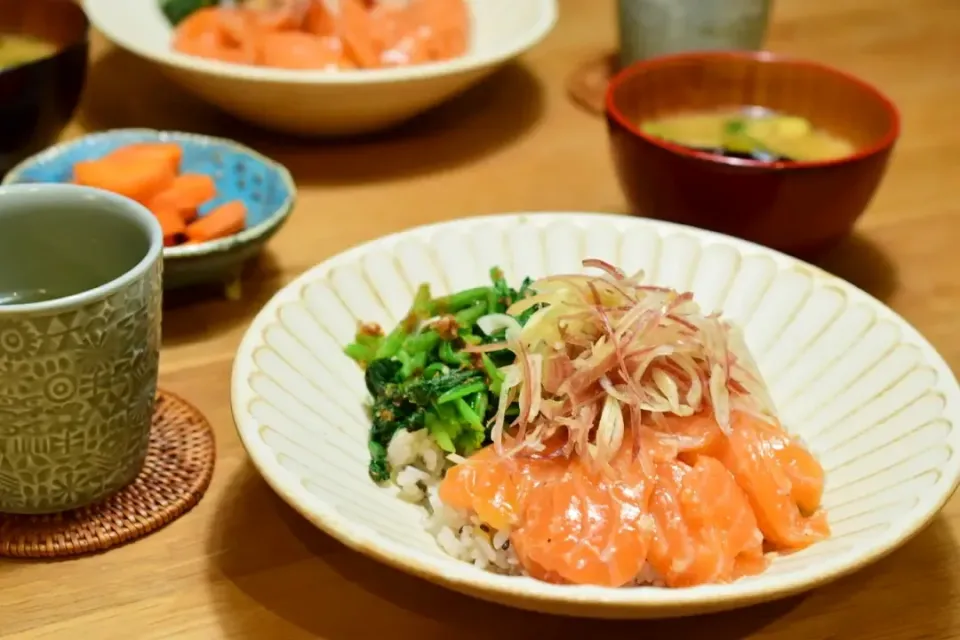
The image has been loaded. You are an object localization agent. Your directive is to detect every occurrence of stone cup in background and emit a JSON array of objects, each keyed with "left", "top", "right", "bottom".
[{"left": 618, "top": 0, "right": 773, "bottom": 67}]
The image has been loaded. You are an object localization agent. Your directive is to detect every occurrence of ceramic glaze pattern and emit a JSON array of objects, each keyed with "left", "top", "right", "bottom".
[
  {"left": 0, "top": 260, "right": 162, "bottom": 514},
  {"left": 231, "top": 213, "right": 960, "bottom": 617}
]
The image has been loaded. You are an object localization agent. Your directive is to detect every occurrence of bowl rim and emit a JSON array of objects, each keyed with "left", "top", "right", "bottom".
[
  {"left": 0, "top": 128, "right": 296, "bottom": 259},
  {"left": 604, "top": 50, "right": 901, "bottom": 170},
  {"left": 81, "top": 0, "right": 559, "bottom": 86},
  {"left": 230, "top": 211, "right": 960, "bottom": 615}
]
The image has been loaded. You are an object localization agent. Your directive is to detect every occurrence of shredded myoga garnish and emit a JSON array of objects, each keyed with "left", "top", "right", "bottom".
[{"left": 345, "top": 259, "right": 829, "bottom": 588}]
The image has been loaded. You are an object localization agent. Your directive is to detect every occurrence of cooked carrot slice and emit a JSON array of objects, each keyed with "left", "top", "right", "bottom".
[
  {"left": 106, "top": 143, "right": 184, "bottom": 175},
  {"left": 171, "top": 173, "right": 217, "bottom": 203},
  {"left": 338, "top": 0, "right": 381, "bottom": 68},
  {"left": 184, "top": 200, "right": 247, "bottom": 243},
  {"left": 148, "top": 173, "right": 217, "bottom": 224},
  {"left": 259, "top": 31, "right": 343, "bottom": 69},
  {"left": 73, "top": 158, "right": 176, "bottom": 206},
  {"left": 153, "top": 207, "right": 187, "bottom": 247}
]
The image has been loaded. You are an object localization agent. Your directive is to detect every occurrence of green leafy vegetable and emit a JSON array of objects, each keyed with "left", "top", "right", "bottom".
[
  {"left": 344, "top": 267, "right": 539, "bottom": 483},
  {"left": 364, "top": 358, "right": 402, "bottom": 397}
]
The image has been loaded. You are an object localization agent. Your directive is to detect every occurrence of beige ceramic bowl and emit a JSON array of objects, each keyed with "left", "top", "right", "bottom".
[
  {"left": 231, "top": 213, "right": 960, "bottom": 618},
  {"left": 82, "top": 0, "right": 557, "bottom": 136}
]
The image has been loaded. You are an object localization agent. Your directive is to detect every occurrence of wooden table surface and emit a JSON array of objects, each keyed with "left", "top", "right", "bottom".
[{"left": 4, "top": 0, "right": 960, "bottom": 638}]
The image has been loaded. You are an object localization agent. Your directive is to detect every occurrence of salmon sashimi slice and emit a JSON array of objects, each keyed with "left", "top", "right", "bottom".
[
  {"left": 646, "top": 460, "right": 727, "bottom": 587},
  {"left": 733, "top": 543, "right": 769, "bottom": 579},
  {"left": 439, "top": 439, "right": 655, "bottom": 587},
  {"left": 405, "top": 0, "right": 469, "bottom": 61},
  {"left": 172, "top": 7, "right": 223, "bottom": 44},
  {"left": 512, "top": 446, "right": 654, "bottom": 587},
  {"left": 438, "top": 440, "right": 568, "bottom": 531},
  {"left": 171, "top": 0, "right": 469, "bottom": 70},
  {"left": 248, "top": 0, "right": 310, "bottom": 31},
  {"left": 714, "top": 412, "right": 829, "bottom": 549},
  {"left": 337, "top": 0, "right": 382, "bottom": 68},
  {"left": 380, "top": 34, "right": 432, "bottom": 67},
  {"left": 770, "top": 433, "right": 826, "bottom": 516},
  {"left": 370, "top": 3, "right": 433, "bottom": 67},
  {"left": 173, "top": 7, "right": 260, "bottom": 64},
  {"left": 437, "top": 446, "right": 521, "bottom": 531},
  {"left": 304, "top": 0, "right": 337, "bottom": 36},
  {"left": 430, "top": 0, "right": 469, "bottom": 59},
  {"left": 681, "top": 455, "right": 767, "bottom": 581},
  {"left": 258, "top": 31, "right": 344, "bottom": 69},
  {"left": 656, "top": 411, "right": 726, "bottom": 458},
  {"left": 436, "top": 409, "right": 825, "bottom": 587},
  {"left": 366, "top": 1, "right": 409, "bottom": 51},
  {"left": 172, "top": 8, "right": 228, "bottom": 56}
]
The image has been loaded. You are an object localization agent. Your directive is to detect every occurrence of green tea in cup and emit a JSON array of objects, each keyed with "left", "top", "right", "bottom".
[{"left": 0, "top": 184, "right": 164, "bottom": 514}]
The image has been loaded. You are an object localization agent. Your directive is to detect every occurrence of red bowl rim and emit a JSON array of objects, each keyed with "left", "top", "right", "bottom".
[{"left": 604, "top": 50, "right": 901, "bottom": 170}]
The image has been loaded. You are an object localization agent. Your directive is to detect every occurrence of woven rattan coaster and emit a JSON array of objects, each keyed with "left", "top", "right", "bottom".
[
  {"left": 0, "top": 390, "right": 215, "bottom": 559},
  {"left": 567, "top": 52, "right": 618, "bottom": 116}
]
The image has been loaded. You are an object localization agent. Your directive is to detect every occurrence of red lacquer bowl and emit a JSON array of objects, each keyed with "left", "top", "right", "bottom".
[{"left": 605, "top": 51, "right": 900, "bottom": 257}]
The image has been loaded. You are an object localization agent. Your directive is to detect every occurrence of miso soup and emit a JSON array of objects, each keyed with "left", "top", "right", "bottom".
[
  {"left": 640, "top": 108, "right": 856, "bottom": 162},
  {"left": 0, "top": 33, "right": 58, "bottom": 70}
]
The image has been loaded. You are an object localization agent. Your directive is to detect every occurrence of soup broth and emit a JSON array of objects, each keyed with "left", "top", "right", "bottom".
[
  {"left": 640, "top": 108, "right": 856, "bottom": 162},
  {"left": 0, "top": 33, "right": 58, "bottom": 70}
]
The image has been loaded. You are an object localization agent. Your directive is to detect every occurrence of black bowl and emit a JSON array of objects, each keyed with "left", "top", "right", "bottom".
[{"left": 0, "top": 0, "right": 89, "bottom": 177}]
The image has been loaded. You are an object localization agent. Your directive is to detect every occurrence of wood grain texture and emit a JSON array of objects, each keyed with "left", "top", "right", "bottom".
[{"left": 3, "top": 0, "right": 959, "bottom": 637}]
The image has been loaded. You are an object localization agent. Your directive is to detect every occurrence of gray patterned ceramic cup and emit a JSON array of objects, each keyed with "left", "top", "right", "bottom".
[
  {"left": 0, "top": 184, "right": 163, "bottom": 514},
  {"left": 618, "top": 0, "right": 772, "bottom": 67}
]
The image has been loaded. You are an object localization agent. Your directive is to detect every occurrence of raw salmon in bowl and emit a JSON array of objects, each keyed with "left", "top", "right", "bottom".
[
  {"left": 231, "top": 213, "right": 960, "bottom": 618},
  {"left": 82, "top": 0, "right": 557, "bottom": 136}
]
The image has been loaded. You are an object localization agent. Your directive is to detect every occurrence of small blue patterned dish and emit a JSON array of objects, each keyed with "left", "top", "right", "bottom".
[{"left": 2, "top": 129, "right": 296, "bottom": 292}]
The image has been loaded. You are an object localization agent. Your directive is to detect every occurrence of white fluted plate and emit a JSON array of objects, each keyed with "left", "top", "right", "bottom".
[{"left": 231, "top": 213, "right": 960, "bottom": 618}]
